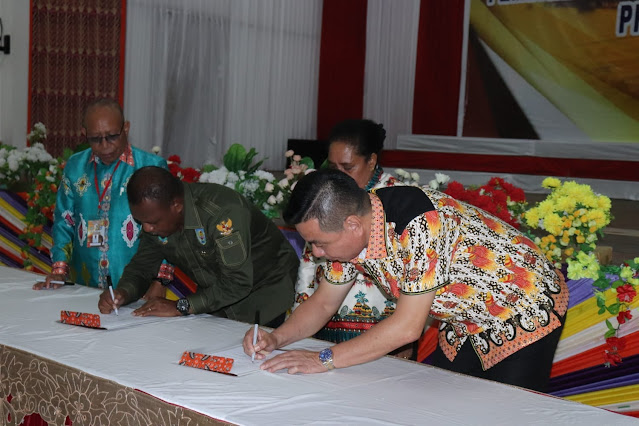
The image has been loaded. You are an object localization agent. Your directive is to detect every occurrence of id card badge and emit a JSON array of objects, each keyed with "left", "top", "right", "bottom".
[{"left": 87, "top": 219, "right": 108, "bottom": 247}]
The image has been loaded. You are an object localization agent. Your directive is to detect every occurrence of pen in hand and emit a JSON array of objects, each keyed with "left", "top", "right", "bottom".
[
  {"left": 251, "top": 310, "right": 260, "bottom": 362},
  {"left": 107, "top": 276, "right": 118, "bottom": 316}
]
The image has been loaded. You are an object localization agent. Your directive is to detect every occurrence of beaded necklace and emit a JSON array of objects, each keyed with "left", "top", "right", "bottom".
[{"left": 364, "top": 165, "right": 383, "bottom": 192}]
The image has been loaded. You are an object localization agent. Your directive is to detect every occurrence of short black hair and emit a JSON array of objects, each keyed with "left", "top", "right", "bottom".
[
  {"left": 328, "top": 119, "right": 386, "bottom": 161},
  {"left": 283, "top": 169, "right": 371, "bottom": 232},
  {"left": 82, "top": 98, "right": 125, "bottom": 128},
  {"left": 127, "top": 166, "right": 184, "bottom": 208}
]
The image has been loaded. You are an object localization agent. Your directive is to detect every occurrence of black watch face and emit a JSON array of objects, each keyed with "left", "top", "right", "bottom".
[{"left": 177, "top": 299, "right": 189, "bottom": 313}]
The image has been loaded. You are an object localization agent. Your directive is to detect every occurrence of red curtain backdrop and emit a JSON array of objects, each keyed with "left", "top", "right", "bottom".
[
  {"left": 316, "top": 0, "right": 368, "bottom": 140},
  {"left": 412, "top": 0, "right": 465, "bottom": 136},
  {"left": 28, "top": 0, "right": 127, "bottom": 157}
]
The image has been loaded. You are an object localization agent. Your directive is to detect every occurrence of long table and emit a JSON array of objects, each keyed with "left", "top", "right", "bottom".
[{"left": 0, "top": 267, "right": 635, "bottom": 425}]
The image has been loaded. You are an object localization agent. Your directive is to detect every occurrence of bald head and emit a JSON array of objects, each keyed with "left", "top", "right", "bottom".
[
  {"left": 127, "top": 166, "right": 184, "bottom": 208},
  {"left": 82, "top": 98, "right": 124, "bottom": 128}
]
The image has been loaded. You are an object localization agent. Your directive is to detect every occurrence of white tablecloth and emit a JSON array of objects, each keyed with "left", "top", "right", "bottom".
[{"left": 0, "top": 267, "right": 635, "bottom": 425}]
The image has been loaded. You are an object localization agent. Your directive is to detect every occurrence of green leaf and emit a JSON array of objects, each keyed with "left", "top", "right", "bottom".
[
  {"left": 598, "top": 307, "right": 606, "bottom": 315},
  {"left": 605, "top": 318, "right": 614, "bottom": 330},
  {"left": 200, "top": 164, "right": 218, "bottom": 173},
  {"left": 607, "top": 303, "right": 620, "bottom": 315},
  {"left": 604, "top": 329, "right": 617, "bottom": 339},
  {"left": 223, "top": 144, "right": 247, "bottom": 172},
  {"left": 299, "top": 156, "right": 315, "bottom": 169},
  {"left": 611, "top": 279, "right": 624, "bottom": 289}
]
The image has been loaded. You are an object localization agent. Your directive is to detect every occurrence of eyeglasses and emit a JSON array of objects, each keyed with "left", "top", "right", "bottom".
[{"left": 86, "top": 123, "right": 124, "bottom": 145}]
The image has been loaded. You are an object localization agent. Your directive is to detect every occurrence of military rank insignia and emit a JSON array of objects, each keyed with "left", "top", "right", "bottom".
[
  {"left": 216, "top": 218, "right": 233, "bottom": 236},
  {"left": 195, "top": 228, "right": 207, "bottom": 245}
]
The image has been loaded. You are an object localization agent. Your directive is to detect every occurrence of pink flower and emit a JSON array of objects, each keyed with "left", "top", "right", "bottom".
[{"left": 285, "top": 150, "right": 294, "bottom": 158}]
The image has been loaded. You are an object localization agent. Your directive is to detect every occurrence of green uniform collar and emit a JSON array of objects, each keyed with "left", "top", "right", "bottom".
[{"left": 182, "top": 184, "right": 204, "bottom": 230}]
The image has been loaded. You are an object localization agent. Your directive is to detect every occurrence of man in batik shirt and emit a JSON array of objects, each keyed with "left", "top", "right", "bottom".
[
  {"left": 244, "top": 169, "right": 568, "bottom": 393},
  {"left": 34, "top": 98, "right": 167, "bottom": 289}
]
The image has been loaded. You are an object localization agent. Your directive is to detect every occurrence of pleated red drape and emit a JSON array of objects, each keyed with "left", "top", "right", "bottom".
[{"left": 28, "top": 0, "right": 127, "bottom": 157}]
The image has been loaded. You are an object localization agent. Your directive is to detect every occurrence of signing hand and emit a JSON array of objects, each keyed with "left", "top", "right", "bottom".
[
  {"left": 260, "top": 350, "right": 327, "bottom": 374},
  {"left": 133, "top": 297, "right": 180, "bottom": 317},
  {"left": 243, "top": 327, "right": 278, "bottom": 360},
  {"left": 98, "top": 288, "right": 128, "bottom": 314},
  {"left": 32, "top": 274, "right": 66, "bottom": 290}
]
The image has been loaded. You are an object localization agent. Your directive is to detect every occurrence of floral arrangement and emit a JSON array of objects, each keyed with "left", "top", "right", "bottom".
[
  {"left": 27, "top": 122, "right": 47, "bottom": 145},
  {"left": 0, "top": 142, "right": 55, "bottom": 187},
  {"left": 444, "top": 177, "right": 527, "bottom": 229},
  {"left": 427, "top": 172, "right": 451, "bottom": 190},
  {"left": 167, "top": 155, "right": 202, "bottom": 183},
  {"left": 175, "top": 144, "right": 314, "bottom": 219},
  {"left": 524, "top": 177, "right": 612, "bottom": 276},
  {"left": 594, "top": 258, "right": 638, "bottom": 366},
  {"left": 394, "top": 169, "right": 421, "bottom": 186}
]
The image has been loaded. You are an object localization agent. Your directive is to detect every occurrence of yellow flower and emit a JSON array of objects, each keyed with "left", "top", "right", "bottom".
[
  {"left": 556, "top": 197, "right": 576, "bottom": 212},
  {"left": 576, "top": 235, "right": 585, "bottom": 244},
  {"left": 543, "top": 213, "right": 563, "bottom": 235},
  {"left": 524, "top": 209, "right": 540, "bottom": 228},
  {"left": 597, "top": 196, "right": 611, "bottom": 211},
  {"left": 542, "top": 177, "right": 561, "bottom": 189},
  {"left": 564, "top": 247, "right": 574, "bottom": 257}
]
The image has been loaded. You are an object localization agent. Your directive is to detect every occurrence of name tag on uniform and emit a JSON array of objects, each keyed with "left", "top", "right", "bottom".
[{"left": 87, "top": 219, "right": 108, "bottom": 247}]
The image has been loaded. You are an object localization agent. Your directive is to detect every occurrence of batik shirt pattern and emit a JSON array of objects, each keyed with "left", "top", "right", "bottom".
[
  {"left": 292, "top": 172, "right": 402, "bottom": 343},
  {"left": 51, "top": 145, "right": 167, "bottom": 288},
  {"left": 324, "top": 187, "right": 568, "bottom": 369}
]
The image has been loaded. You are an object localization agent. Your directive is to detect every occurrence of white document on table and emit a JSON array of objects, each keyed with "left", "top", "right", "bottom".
[{"left": 60, "top": 300, "right": 188, "bottom": 330}]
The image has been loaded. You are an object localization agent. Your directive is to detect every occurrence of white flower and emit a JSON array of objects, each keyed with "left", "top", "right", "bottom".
[
  {"left": 254, "top": 170, "right": 275, "bottom": 182},
  {"left": 267, "top": 195, "right": 277, "bottom": 205},
  {"left": 278, "top": 178, "right": 289, "bottom": 188},
  {"left": 428, "top": 179, "right": 439, "bottom": 189},
  {"left": 265, "top": 183, "right": 274, "bottom": 193},
  {"left": 395, "top": 168, "right": 407, "bottom": 178},
  {"left": 34, "top": 122, "right": 47, "bottom": 134},
  {"left": 45, "top": 175, "right": 55, "bottom": 182},
  {"left": 242, "top": 180, "right": 259, "bottom": 195},
  {"left": 435, "top": 173, "right": 450, "bottom": 184},
  {"left": 276, "top": 191, "right": 284, "bottom": 202},
  {"left": 410, "top": 172, "right": 420, "bottom": 182},
  {"left": 152, "top": 146, "right": 161, "bottom": 155},
  {"left": 285, "top": 150, "right": 294, "bottom": 158},
  {"left": 199, "top": 167, "right": 229, "bottom": 185},
  {"left": 226, "top": 172, "right": 240, "bottom": 184}
]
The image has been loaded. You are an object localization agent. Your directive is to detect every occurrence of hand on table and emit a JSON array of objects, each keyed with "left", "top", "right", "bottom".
[
  {"left": 32, "top": 274, "right": 66, "bottom": 290},
  {"left": 259, "top": 350, "right": 327, "bottom": 374},
  {"left": 133, "top": 297, "right": 179, "bottom": 317},
  {"left": 98, "top": 288, "right": 128, "bottom": 314}
]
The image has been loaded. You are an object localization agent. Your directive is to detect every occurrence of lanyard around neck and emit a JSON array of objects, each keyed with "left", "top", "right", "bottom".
[{"left": 94, "top": 159, "right": 122, "bottom": 210}]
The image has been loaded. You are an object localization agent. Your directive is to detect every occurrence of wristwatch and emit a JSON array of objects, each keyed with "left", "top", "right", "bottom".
[
  {"left": 176, "top": 298, "right": 191, "bottom": 316},
  {"left": 318, "top": 348, "right": 335, "bottom": 370}
]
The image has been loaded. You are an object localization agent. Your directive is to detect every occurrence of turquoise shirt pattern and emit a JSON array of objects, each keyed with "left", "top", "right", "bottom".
[{"left": 51, "top": 146, "right": 167, "bottom": 289}]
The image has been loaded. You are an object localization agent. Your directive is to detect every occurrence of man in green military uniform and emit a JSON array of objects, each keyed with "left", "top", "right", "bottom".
[{"left": 98, "top": 166, "right": 299, "bottom": 326}]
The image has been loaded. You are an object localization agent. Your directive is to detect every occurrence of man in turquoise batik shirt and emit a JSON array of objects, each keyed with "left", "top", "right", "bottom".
[{"left": 33, "top": 98, "right": 167, "bottom": 290}]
